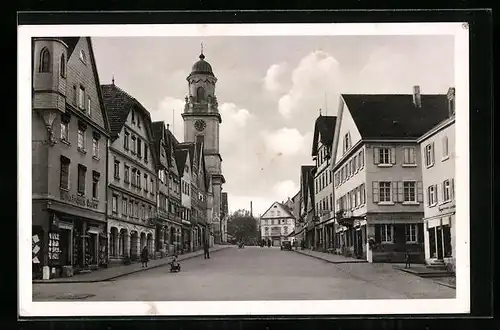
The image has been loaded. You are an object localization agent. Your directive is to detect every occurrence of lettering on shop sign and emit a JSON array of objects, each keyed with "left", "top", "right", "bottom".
[
  {"left": 60, "top": 190, "right": 99, "bottom": 209},
  {"left": 438, "top": 203, "right": 456, "bottom": 212}
]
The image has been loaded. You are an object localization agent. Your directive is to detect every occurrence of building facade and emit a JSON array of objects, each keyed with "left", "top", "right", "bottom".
[
  {"left": 311, "top": 115, "right": 337, "bottom": 251},
  {"left": 260, "top": 202, "right": 296, "bottom": 246},
  {"left": 331, "top": 86, "right": 450, "bottom": 263},
  {"left": 295, "top": 165, "right": 316, "bottom": 248},
  {"left": 182, "top": 51, "right": 226, "bottom": 243},
  {"left": 101, "top": 83, "right": 157, "bottom": 264},
  {"left": 32, "top": 37, "right": 111, "bottom": 279},
  {"left": 418, "top": 88, "right": 456, "bottom": 270}
]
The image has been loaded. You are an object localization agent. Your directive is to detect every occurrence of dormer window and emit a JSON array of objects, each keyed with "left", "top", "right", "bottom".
[
  {"left": 39, "top": 47, "right": 51, "bottom": 73},
  {"left": 79, "top": 50, "right": 87, "bottom": 64}
]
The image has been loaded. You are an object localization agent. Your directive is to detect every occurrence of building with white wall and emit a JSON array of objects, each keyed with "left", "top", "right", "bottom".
[
  {"left": 417, "top": 87, "right": 456, "bottom": 270},
  {"left": 260, "top": 202, "right": 296, "bottom": 246}
]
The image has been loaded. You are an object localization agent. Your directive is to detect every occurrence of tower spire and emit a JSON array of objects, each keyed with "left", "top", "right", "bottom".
[
  {"left": 200, "top": 42, "right": 205, "bottom": 60},
  {"left": 112, "top": 75, "right": 115, "bottom": 85}
]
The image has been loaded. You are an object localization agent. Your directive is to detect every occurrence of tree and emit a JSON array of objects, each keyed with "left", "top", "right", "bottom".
[{"left": 226, "top": 209, "right": 258, "bottom": 243}]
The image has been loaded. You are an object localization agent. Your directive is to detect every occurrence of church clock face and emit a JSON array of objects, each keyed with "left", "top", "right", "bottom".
[{"left": 194, "top": 119, "right": 206, "bottom": 132}]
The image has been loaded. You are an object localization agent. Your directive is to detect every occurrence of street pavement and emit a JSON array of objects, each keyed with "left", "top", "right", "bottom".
[{"left": 32, "top": 246, "right": 455, "bottom": 301}]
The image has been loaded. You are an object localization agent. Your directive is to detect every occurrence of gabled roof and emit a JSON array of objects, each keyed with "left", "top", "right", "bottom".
[
  {"left": 151, "top": 121, "right": 166, "bottom": 167},
  {"left": 59, "top": 37, "right": 80, "bottom": 57},
  {"left": 260, "top": 201, "right": 295, "bottom": 219},
  {"left": 342, "top": 94, "right": 449, "bottom": 140},
  {"left": 277, "top": 202, "right": 295, "bottom": 219},
  {"left": 165, "top": 128, "right": 180, "bottom": 174},
  {"left": 174, "top": 149, "right": 189, "bottom": 176},
  {"left": 311, "top": 115, "right": 337, "bottom": 156}
]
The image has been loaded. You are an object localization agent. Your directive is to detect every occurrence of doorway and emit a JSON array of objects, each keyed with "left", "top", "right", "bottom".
[{"left": 59, "top": 229, "right": 71, "bottom": 266}]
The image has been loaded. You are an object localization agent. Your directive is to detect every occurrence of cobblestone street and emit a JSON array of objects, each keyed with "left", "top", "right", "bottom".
[{"left": 33, "top": 246, "right": 455, "bottom": 301}]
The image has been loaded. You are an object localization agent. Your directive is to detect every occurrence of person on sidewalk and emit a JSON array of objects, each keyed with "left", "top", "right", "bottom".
[
  {"left": 141, "top": 246, "right": 149, "bottom": 268},
  {"left": 203, "top": 240, "right": 210, "bottom": 259},
  {"left": 405, "top": 250, "right": 411, "bottom": 269}
]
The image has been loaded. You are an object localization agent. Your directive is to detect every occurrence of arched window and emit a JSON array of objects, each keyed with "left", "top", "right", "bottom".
[
  {"left": 39, "top": 47, "right": 51, "bottom": 73},
  {"left": 196, "top": 86, "right": 205, "bottom": 102},
  {"left": 60, "top": 53, "right": 66, "bottom": 77}
]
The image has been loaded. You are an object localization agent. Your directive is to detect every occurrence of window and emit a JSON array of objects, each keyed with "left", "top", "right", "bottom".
[
  {"left": 144, "top": 146, "right": 148, "bottom": 162},
  {"left": 403, "top": 147, "right": 416, "bottom": 165},
  {"left": 60, "top": 156, "right": 70, "bottom": 190},
  {"left": 144, "top": 174, "right": 148, "bottom": 191},
  {"left": 131, "top": 110, "right": 135, "bottom": 123},
  {"left": 114, "top": 159, "right": 120, "bottom": 179},
  {"left": 124, "top": 131, "right": 129, "bottom": 150},
  {"left": 77, "top": 128, "right": 85, "bottom": 150},
  {"left": 359, "top": 150, "right": 364, "bottom": 168},
  {"left": 39, "top": 48, "right": 51, "bottom": 72},
  {"left": 92, "top": 137, "right": 99, "bottom": 158},
  {"left": 356, "top": 188, "right": 361, "bottom": 207},
  {"left": 428, "top": 185, "right": 437, "bottom": 206},
  {"left": 124, "top": 165, "right": 130, "bottom": 183},
  {"left": 403, "top": 181, "right": 417, "bottom": 202},
  {"left": 77, "top": 164, "right": 87, "bottom": 195},
  {"left": 60, "top": 54, "right": 66, "bottom": 77},
  {"left": 60, "top": 122, "right": 69, "bottom": 142},
  {"left": 131, "top": 136, "right": 136, "bottom": 153},
  {"left": 92, "top": 171, "right": 100, "bottom": 198},
  {"left": 379, "top": 148, "right": 391, "bottom": 164},
  {"left": 443, "top": 180, "right": 451, "bottom": 201},
  {"left": 128, "top": 200, "right": 132, "bottom": 216},
  {"left": 131, "top": 169, "right": 136, "bottom": 186},
  {"left": 425, "top": 143, "right": 435, "bottom": 167},
  {"left": 123, "top": 199, "right": 127, "bottom": 216},
  {"left": 344, "top": 132, "right": 351, "bottom": 153},
  {"left": 449, "top": 98, "right": 455, "bottom": 115},
  {"left": 353, "top": 155, "right": 358, "bottom": 172},
  {"left": 360, "top": 183, "right": 366, "bottom": 205},
  {"left": 150, "top": 178, "right": 154, "bottom": 193},
  {"left": 379, "top": 182, "right": 392, "bottom": 202},
  {"left": 380, "top": 224, "right": 393, "bottom": 243},
  {"left": 78, "top": 86, "right": 85, "bottom": 109},
  {"left": 72, "top": 86, "right": 77, "bottom": 105},
  {"left": 137, "top": 140, "right": 142, "bottom": 158},
  {"left": 87, "top": 97, "right": 91, "bottom": 116},
  {"left": 112, "top": 195, "right": 118, "bottom": 213},
  {"left": 142, "top": 205, "right": 146, "bottom": 220},
  {"left": 136, "top": 170, "right": 141, "bottom": 188},
  {"left": 79, "top": 50, "right": 86, "bottom": 63},
  {"left": 197, "top": 86, "right": 205, "bottom": 102},
  {"left": 406, "top": 224, "right": 418, "bottom": 243},
  {"left": 284, "top": 226, "right": 288, "bottom": 234},
  {"left": 442, "top": 136, "right": 449, "bottom": 159}
]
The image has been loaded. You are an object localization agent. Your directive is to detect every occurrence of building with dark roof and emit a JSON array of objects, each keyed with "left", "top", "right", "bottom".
[
  {"left": 330, "top": 85, "right": 451, "bottom": 263},
  {"left": 310, "top": 114, "right": 337, "bottom": 252},
  {"left": 417, "top": 87, "right": 456, "bottom": 270},
  {"left": 32, "top": 37, "right": 111, "bottom": 279},
  {"left": 259, "top": 201, "right": 296, "bottom": 246},
  {"left": 101, "top": 82, "right": 158, "bottom": 264}
]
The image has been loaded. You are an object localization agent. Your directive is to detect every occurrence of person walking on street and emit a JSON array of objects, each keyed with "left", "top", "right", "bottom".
[
  {"left": 203, "top": 240, "right": 210, "bottom": 259},
  {"left": 405, "top": 250, "right": 411, "bottom": 269},
  {"left": 141, "top": 246, "right": 149, "bottom": 268},
  {"left": 267, "top": 239, "right": 271, "bottom": 248}
]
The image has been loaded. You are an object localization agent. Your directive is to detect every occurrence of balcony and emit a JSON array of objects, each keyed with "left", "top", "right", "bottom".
[{"left": 336, "top": 209, "right": 365, "bottom": 228}]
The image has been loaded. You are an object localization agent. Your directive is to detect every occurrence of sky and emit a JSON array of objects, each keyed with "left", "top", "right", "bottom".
[{"left": 91, "top": 35, "right": 455, "bottom": 216}]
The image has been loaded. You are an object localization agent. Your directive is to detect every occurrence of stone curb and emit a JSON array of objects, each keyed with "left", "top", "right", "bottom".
[
  {"left": 33, "top": 246, "right": 231, "bottom": 284},
  {"left": 433, "top": 280, "right": 456, "bottom": 290},
  {"left": 293, "top": 249, "right": 368, "bottom": 264}
]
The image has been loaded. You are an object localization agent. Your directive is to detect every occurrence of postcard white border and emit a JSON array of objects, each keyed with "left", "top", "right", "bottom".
[{"left": 19, "top": 23, "right": 470, "bottom": 317}]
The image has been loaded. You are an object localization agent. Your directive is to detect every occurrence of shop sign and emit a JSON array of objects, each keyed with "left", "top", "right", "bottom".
[
  {"left": 438, "top": 203, "right": 456, "bottom": 212},
  {"left": 60, "top": 190, "right": 99, "bottom": 210}
]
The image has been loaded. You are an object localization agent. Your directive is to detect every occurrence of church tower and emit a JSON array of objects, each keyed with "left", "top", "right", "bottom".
[{"left": 182, "top": 47, "right": 226, "bottom": 242}]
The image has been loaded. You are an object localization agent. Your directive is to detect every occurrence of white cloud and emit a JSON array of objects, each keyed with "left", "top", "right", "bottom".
[
  {"left": 278, "top": 50, "right": 341, "bottom": 119},
  {"left": 263, "top": 62, "right": 289, "bottom": 93},
  {"left": 219, "top": 102, "right": 251, "bottom": 127},
  {"left": 272, "top": 180, "right": 299, "bottom": 200},
  {"left": 151, "top": 96, "right": 185, "bottom": 139},
  {"left": 263, "top": 128, "right": 310, "bottom": 156}
]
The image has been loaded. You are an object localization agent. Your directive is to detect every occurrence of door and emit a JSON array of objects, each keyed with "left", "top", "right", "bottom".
[{"left": 436, "top": 227, "right": 444, "bottom": 259}]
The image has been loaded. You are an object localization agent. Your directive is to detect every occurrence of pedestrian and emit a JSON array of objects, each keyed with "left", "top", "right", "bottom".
[
  {"left": 203, "top": 239, "right": 210, "bottom": 259},
  {"left": 405, "top": 250, "right": 411, "bottom": 269},
  {"left": 141, "top": 245, "right": 149, "bottom": 268},
  {"left": 267, "top": 239, "right": 271, "bottom": 248}
]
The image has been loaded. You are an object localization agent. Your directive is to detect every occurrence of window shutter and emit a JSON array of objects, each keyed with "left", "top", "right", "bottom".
[
  {"left": 451, "top": 178, "right": 455, "bottom": 199},
  {"left": 373, "top": 147, "right": 380, "bottom": 164},
  {"left": 417, "top": 223, "right": 424, "bottom": 243},
  {"left": 397, "top": 181, "right": 404, "bottom": 202},
  {"left": 391, "top": 147, "right": 396, "bottom": 164},
  {"left": 372, "top": 181, "right": 379, "bottom": 203},
  {"left": 417, "top": 181, "right": 423, "bottom": 203},
  {"left": 392, "top": 181, "right": 398, "bottom": 202},
  {"left": 375, "top": 224, "right": 381, "bottom": 243}
]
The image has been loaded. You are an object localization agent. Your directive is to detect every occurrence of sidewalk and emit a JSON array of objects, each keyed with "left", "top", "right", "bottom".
[
  {"left": 293, "top": 249, "right": 367, "bottom": 264},
  {"left": 33, "top": 245, "right": 230, "bottom": 284}
]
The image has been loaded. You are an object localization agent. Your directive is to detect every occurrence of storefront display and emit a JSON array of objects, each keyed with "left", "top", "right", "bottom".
[{"left": 48, "top": 232, "right": 61, "bottom": 266}]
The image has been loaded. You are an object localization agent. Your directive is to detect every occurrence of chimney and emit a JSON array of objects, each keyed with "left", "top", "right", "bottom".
[
  {"left": 250, "top": 201, "right": 253, "bottom": 217},
  {"left": 413, "top": 85, "right": 421, "bottom": 108}
]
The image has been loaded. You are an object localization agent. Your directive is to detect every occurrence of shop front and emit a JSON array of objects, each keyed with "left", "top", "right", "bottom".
[
  {"left": 181, "top": 221, "right": 192, "bottom": 254},
  {"left": 32, "top": 199, "right": 107, "bottom": 280},
  {"left": 424, "top": 214, "right": 455, "bottom": 269}
]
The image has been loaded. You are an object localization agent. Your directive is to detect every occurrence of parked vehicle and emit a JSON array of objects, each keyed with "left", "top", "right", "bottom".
[
  {"left": 281, "top": 241, "right": 292, "bottom": 251},
  {"left": 169, "top": 255, "right": 181, "bottom": 272}
]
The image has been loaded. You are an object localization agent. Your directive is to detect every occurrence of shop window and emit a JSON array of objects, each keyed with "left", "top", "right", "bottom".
[
  {"left": 443, "top": 224, "right": 452, "bottom": 257},
  {"left": 406, "top": 224, "right": 418, "bottom": 243},
  {"left": 380, "top": 224, "right": 393, "bottom": 243},
  {"left": 92, "top": 171, "right": 100, "bottom": 199},
  {"left": 77, "top": 164, "right": 87, "bottom": 195},
  {"left": 428, "top": 227, "right": 436, "bottom": 258},
  {"left": 60, "top": 156, "right": 70, "bottom": 190},
  {"left": 39, "top": 47, "right": 51, "bottom": 72}
]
